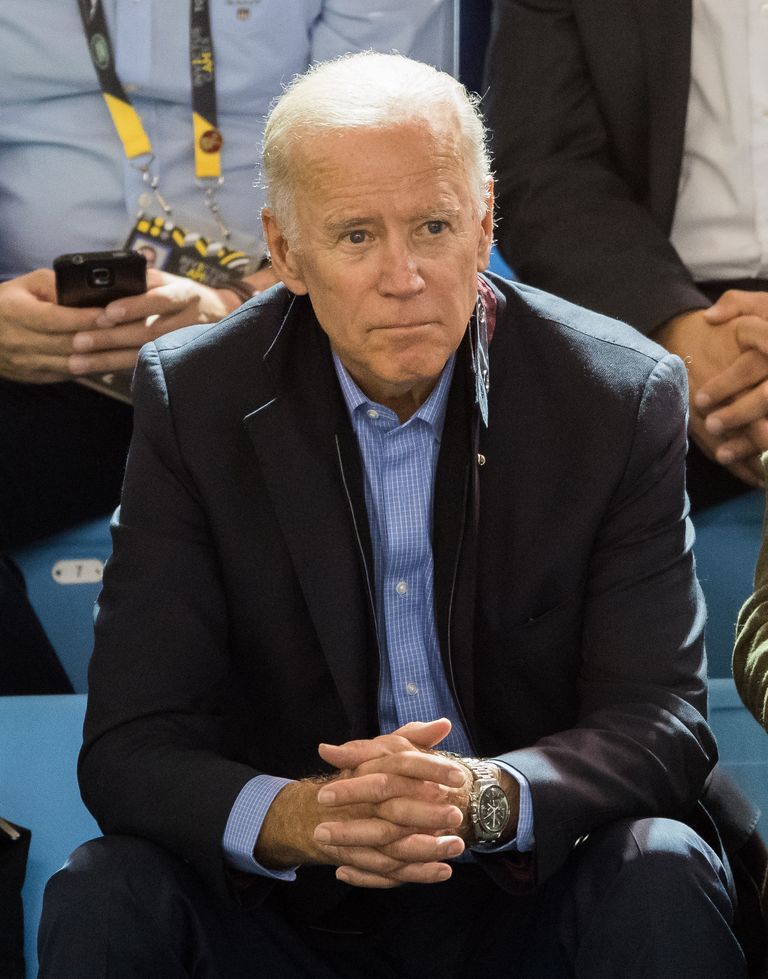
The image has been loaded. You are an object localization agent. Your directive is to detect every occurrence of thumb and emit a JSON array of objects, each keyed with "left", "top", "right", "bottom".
[
  {"left": 703, "top": 298, "right": 734, "bottom": 325},
  {"left": 391, "top": 717, "right": 453, "bottom": 748}
]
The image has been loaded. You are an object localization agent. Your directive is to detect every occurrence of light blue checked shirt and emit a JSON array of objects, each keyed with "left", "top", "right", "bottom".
[{"left": 223, "top": 354, "right": 534, "bottom": 876}]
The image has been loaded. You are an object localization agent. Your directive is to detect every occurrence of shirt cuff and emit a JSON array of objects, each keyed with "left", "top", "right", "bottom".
[
  {"left": 222, "top": 775, "right": 298, "bottom": 879},
  {"left": 468, "top": 761, "right": 535, "bottom": 854}
]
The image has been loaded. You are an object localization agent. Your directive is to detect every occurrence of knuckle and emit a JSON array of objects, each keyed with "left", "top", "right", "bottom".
[
  {"left": 369, "top": 773, "right": 391, "bottom": 801},
  {"left": 378, "top": 772, "right": 395, "bottom": 796},
  {"left": 424, "top": 780, "right": 449, "bottom": 804}
]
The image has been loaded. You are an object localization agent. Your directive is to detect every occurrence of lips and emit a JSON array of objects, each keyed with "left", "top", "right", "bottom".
[{"left": 372, "top": 321, "right": 432, "bottom": 330}]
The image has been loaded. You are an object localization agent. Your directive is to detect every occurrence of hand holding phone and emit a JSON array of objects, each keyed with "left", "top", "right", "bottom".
[{"left": 54, "top": 250, "right": 147, "bottom": 308}]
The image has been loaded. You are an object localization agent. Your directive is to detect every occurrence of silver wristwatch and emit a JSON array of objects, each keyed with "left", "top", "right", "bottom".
[{"left": 463, "top": 759, "right": 510, "bottom": 847}]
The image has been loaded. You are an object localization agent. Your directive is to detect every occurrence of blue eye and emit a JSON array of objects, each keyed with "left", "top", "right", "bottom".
[{"left": 426, "top": 220, "right": 446, "bottom": 234}]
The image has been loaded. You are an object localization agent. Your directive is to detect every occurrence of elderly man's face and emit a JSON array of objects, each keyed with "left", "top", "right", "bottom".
[{"left": 264, "top": 122, "right": 493, "bottom": 420}]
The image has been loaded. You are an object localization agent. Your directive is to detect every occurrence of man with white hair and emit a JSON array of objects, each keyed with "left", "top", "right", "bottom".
[{"left": 39, "top": 53, "right": 746, "bottom": 977}]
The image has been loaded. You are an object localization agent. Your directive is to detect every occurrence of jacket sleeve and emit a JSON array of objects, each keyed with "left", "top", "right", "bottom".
[
  {"left": 733, "top": 465, "right": 768, "bottom": 732},
  {"left": 493, "top": 352, "right": 716, "bottom": 886},
  {"left": 78, "top": 343, "right": 270, "bottom": 906},
  {"left": 484, "top": 0, "right": 708, "bottom": 333}
]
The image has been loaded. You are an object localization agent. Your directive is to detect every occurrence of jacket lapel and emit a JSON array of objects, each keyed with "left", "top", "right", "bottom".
[
  {"left": 433, "top": 330, "right": 481, "bottom": 744},
  {"left": 242, "top": 296, "right": 374, "bottom": 739}
]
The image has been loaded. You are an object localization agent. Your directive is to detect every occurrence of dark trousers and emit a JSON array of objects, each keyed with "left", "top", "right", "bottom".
[
  {"left": 38, "top": 818, "right": 747, "bottom": 979},
  {"left": 0, "top": 379, "right": 132, "bottom": 550},
  {"left": 0, "top": 379, "right": 132, "bottom": 693}
]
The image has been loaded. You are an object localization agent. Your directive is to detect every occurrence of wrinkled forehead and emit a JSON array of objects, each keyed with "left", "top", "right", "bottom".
[{"left": 290, "top": 117, "right": 468, "bottom": 199}]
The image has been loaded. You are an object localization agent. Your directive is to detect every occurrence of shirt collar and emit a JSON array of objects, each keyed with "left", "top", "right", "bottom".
[{"left": 332, "top": 351, "right": 456, "bottom": 439}]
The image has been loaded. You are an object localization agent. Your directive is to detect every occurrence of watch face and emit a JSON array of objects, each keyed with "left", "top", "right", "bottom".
[{"left": 479, "top": 784, "right": 509, "bottom": 835}]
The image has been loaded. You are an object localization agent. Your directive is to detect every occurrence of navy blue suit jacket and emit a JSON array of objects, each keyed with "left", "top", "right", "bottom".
[{"left": 79, "top": 275, "right": 714, "bottom": 915}]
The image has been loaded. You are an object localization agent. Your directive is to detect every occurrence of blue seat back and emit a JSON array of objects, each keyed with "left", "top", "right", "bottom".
[
  {"left": 0, "top": 695, "right": 98, "bottom": 978},
  {"left": 10, "top": 516, "right": 113, "bottom": 693}
]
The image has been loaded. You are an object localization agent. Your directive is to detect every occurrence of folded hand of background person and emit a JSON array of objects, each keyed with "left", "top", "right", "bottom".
[
  {"left": 694, "top": 292, "right": 768, "bottom": 475},
  {"left": 0, "top": 265, "right": 277, "bottom": 384},
  {"left": 654, "top": 294, "right": 768, "bottom": 487}
]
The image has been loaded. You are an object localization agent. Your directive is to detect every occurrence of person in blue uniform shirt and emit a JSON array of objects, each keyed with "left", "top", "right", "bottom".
[{"left": 0, "top": 0, "right": 452, "bottom": 692}]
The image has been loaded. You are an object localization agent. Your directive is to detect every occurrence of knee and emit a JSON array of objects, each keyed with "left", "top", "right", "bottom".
[
  {"left": 39, "top": 836, "right": 218, "bottom": 978},
  {"left": 592, "top": 817, "right": 733, "bottom": 912},
  {"left": 42, "top": 834, "right": 191, "bottom": 923},
  {"left": 626, "top": 817, "right": 728, "bottom": 882}
]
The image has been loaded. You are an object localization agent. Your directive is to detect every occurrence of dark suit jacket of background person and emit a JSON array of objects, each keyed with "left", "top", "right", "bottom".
[
  {"left": 484, "top": 0, "right": 710, "bottom": 336},
  {"left": 79, "top": 274, "right": 715, "bottom": 925}
]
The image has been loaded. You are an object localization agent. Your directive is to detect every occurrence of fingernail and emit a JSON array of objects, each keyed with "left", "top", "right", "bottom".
[
  {"left": 706, "top": 416, "right": 723, "bottom": 435},
  {"left": 94, "top": 313, "right": 113, "bottom": 328},
  {"left": 68, "top": 357, "right": 89, "bottom": 375},
  {"left": 105, "top": 304, "right": 126, "bottom": 319},
  {"left": 694, "top": 392, "right": 711, "bottom": 409},
  {"left": 437, "top": 836, "right": 463, "bottom": 858},
  {"left": 717, "top": 448, "right": 734, "bottom": 464},
  {"left": 446, "top": 768, "right": 466, "bottom": 787},
  {"left": 317, "top": 787, "right": 336, "bottom": 804},
  {"left": 72, "top": 333, "right": 93, "bottom": 352},
  {"left": 314, "top": 826, "right": 331, "bottom": 843}
]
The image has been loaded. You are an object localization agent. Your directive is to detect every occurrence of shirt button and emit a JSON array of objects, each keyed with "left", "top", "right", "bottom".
[
  {"left": 405, "top": 682, "right": 418, "bottom": 695},
  {"left": 366, "top": 408, "right": 379, "bottom": 419},
  {"left": 395, "top": 580, "right": 408, "bottom": 595}
]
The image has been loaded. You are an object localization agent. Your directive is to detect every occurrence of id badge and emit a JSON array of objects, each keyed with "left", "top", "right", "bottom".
[
  {"left": 124, "top": 213, "right": 260, "bottom": 288},
  {"left": 79, "top": 214, "right": 261, "bottom": 405}
]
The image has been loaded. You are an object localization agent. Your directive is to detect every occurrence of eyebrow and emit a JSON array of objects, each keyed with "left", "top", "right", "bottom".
[
  {"left": 325, "top": 207, "right": 462, "bottom": 235},
  {"left": 325, "top": 217, "right": 378, "bottom": 235}
]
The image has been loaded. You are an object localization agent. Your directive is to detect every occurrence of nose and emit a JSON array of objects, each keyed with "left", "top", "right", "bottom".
[{"left": 377, "top": 239, "right": 426, "bottom": 298}]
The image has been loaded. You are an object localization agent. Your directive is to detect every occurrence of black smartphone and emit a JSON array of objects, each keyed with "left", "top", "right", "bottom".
[{"left": 54, "top": 250, "right": 147, "bottom": 308}]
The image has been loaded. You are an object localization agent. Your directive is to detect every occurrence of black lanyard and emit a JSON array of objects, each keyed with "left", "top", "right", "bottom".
[{"left": 77, "top": 0, "right": 223, "bottom": 180}]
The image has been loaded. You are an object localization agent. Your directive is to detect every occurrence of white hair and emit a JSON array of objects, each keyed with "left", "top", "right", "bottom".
[{"left": 261, "top": 52, "right": 492, "bottom": 243}]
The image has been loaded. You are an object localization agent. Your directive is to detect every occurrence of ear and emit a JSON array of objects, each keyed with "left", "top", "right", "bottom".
[
  {"left": 475, "top": 178, "right": 495, "bottom": 273},
  {"left": 261, "top": 208, "right": 309, "bottom": 296}
]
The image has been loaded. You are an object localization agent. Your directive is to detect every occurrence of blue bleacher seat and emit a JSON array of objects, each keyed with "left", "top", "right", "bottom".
[
  {"left": 0, "top": 695, "right": 97, "bottom": 979},
  {"left": 10, "top": 515, "right": 113, "bottom": 693},
  {"left": 692, "top": 489, "right": 764, "bottom": 679}
]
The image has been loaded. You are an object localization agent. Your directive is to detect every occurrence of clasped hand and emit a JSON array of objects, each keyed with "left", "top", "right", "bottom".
[
  {"left": 657, "top": 291, "right": 768, "bottom": 485},
  {"left": 312, "top": 718, "right": 471, "bottom": 889}
]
